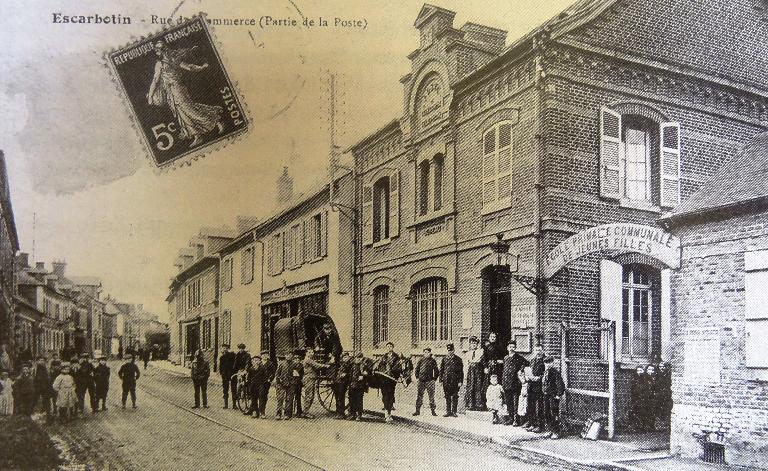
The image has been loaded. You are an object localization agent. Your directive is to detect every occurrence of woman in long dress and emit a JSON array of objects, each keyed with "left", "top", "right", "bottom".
[
  {"left": 146, "top": 41, "right": 224, "bottom": 147},
  {"left": 52, "top": 365, "right": 77, "bottom": 421},
  {"left": 0, "top": 371, "right": 13, "bottom": 415}
]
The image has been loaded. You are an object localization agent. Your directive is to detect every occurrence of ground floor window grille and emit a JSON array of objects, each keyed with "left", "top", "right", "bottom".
[
  {"left": 412, "top": 278, "right": 451, "bottom": 343},
  {"left": 373, "top": 286, "right": 389, "bottom": 346}
]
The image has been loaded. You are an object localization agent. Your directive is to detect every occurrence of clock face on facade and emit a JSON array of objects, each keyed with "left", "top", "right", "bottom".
[{"left": 417, "top": 75, "right": 445, "bottom": 130}]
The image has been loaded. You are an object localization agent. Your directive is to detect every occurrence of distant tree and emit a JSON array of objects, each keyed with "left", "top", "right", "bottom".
[{"left": 145, "top": 331, "right": 170, "bottom": 360}]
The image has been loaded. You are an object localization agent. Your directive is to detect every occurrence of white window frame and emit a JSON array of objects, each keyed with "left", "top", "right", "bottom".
[
  {"left": 745, "top": 250, "right": 768, "bottom": 372},
  {"left": 481, "top": 122, "right": 513, "bottom": 214},
  {"left": 621, "top": 265, "right": 654, "bottom": 360}
]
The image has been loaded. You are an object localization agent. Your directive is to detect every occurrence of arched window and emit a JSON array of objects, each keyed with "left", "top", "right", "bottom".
[
  {"left": 373, "top": 177, "right": 390, "bottom": 242},
  {"left": 373, "top": 286, "right": 390, "bottom": 346},
  {"left": 418, "top": 160, "right": 430, "bottom": 216},
  {"left": 482, "top": 122, "right": 513, "bottom": 212},
  {"left": 621, "top": 264, "right": 659, "bottom": 357},
  {"left": 412, "top": 277, "right": 450, "bottom": 343}
]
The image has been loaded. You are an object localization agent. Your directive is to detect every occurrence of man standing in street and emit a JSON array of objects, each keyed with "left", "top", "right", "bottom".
[
  {"left": 439, "top": 344, "right": 464, "bottom": 417},
  {"left": 413, "top": 347, "right": 439, "bottom": 417},
  {"left": 501, "top": 340, "right": 529, "bottom": 426},
  {"left": 301, "top": 347, "right": 329, "bottom": 418},
  {"left": 274, "top": 352, "right": 300, "bottom": 420},
  {"left": 118, "top": 354, "right": 141, "bottom": 409},
  {"left": 190, "top": 350, "right": 210, "bottom": 409},
  {"left": 13, "top": 363, "right": 35, "bottom": 415},
  {"left": 75, "top": 354, "right": 97, "bottom": 414},
  {"left": 93, "top": 356, "right": 110, "bottom": 411},
  {"left": 218, "top": 344, "right": 235, "bottom": 409},
  {"left": 332, "top": 351, "right": 351, "bottom": 419},
  {"left": 246, "top": 355, "right": 270, "bottom": 418},
  {"left": 32, "top": 357, "right": 51, "bottom": 417},
  {"left": 542, "top": 356, "right": 565, "bottom": 439},
  {"left": 525, "top": 344, "right": 546, "bottom": 433}
]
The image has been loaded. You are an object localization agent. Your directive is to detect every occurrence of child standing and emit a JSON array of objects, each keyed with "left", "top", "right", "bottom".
[
  {"left": 485, "top": 374, "right": 505, "bottom": 424},
  {"left": 52, "top": 365, "right": 77, "bottom": 421},
  {"left": 516, "top": 368, "right": 529, "bottom": 426},
  {"left": 274, "top": 352, "right": 300, "bottom": 420},
  {"left": 0, "top": 370, "right": 13, "bottom": 415},
  {"left": 93, "top": 357, "right": 110, "bottom": 411},
  {"left": 542, "top": 356, "right": 565, "bottom": 439},
  {"left": 347, "top": 352, "right": 368, "bottom": 421}
]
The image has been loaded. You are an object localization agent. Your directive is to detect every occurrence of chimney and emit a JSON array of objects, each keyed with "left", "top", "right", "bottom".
[
  {"left": 236, "top": 215, "right": 259, "bottom": 234},
  {"left": 35, "top": 262, "right": 46, "bottom": 271},
  {"left": 52, "top": 260, "right": 67, "bottom": 277},
  {"left": 460, "top": 23, "right": 507, "bottom": 52},
  {"left": 277, "top": 166, "right": 293, "bottom": 205},
  {"left": 16, "top": 252, "right": 29, "bottom": 269}
]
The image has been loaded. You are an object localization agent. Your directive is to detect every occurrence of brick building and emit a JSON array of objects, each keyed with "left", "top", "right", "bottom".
[
  {"left": 350, "top": 0, "right": 768, "bottom": 430},
  {"left": 0, "top": 151, "right": 19, "bottom": 362},
  {"left": 659, "top": 133, "right": 768, "bottom": 467}
]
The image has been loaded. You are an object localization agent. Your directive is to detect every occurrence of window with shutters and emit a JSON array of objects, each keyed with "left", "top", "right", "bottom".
[
  {"left": 289, "top": 224, "right": 302, "bottom": 268},
  {"left": 373, "top": 177, "right": 390, "bottom": 243},
  {"left": 241, "top": 247, "right": 254, "bottom": 284},
  {"left": 599, "top": 108, "right": 681, "bottom": 208},
  {"left": 373, "top": 286, "right": 389, "bottom": 347},
  {"left": 416, "top": 154, "right": 444, "bottom": 217},
  {"left": 482, "top": 122, "right": 513, "bottom": 214},
  {"left": 267, "top": 233, "right": 284, "bottom": 275},
  {"left": 222, "top": 257, "right": 233, "bottom": 291},
  {"left": 307, "top": 212, "right": 326, "bottom": 260},
  {"left": 745, "top": 250, "right": 768, "bottom": 370},
  {"left": 412, "top": 278, "right": 451, "bottom": 343},
  {"left": 418, "top": 160, "right": 430, "bottom": 216},
  {"left": 245, "top": 304, "right": 253, "bottom": 333}
]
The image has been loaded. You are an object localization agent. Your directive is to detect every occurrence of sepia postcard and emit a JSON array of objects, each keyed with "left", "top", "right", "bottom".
[{"left": 0, "top": 1, "right": 766, "bottom": 470}]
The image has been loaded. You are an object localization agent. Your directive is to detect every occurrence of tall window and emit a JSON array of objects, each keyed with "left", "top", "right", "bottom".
[
  {"left": 623, "top": 116, "right": 654, "bottom": 202},
  {"left": 433, "top": 154, "right": 443, "bottom": 211},
  {"left": 311, "top": 214, "right": 323, "bottom": 259},
  {"left": 241, "top": 247, "right": 254, "bottom": 284},
  {"left": 412, "top": 278, "right": 451, "bottom": 343},
  {"left": 245, "top": 304, "right": 252, "bottom": 332},
  {"left": 418, "top": 161, "right": 430, "bottom": 216},
  {"left": 267, "top": 233, "right": 284, "bottom": 275},
  {"left": 221, "top": 310, "right": 231, "bottom": 346},
  {"left": 482, "top": 122, "right": 513, "bottom": 212},
  {"left": 373, "top": 286, "right": 389, "bottom": 346},
  {"left": 222, "top": 257, "right": 233, "bottom": 291},
  {"left": 621, "top": 265, "right": 654, "bottom": 357},
  {"left": 373, "top": 177, "right": 390, "bottom": 242}
]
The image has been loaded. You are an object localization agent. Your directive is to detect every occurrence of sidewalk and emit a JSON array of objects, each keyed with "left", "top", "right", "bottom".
[{"left": 152, "top": 361, "right": 753, "bottom": 471}]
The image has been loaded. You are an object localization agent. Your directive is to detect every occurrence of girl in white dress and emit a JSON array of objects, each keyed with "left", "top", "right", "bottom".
[
  {"left": 0, "top": 370, "right": 13, "bottom": 415},
  {"left": 52, "top": 365, "right": 77, "bottom": 421}
]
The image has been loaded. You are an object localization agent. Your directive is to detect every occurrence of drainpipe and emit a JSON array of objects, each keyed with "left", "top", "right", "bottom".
[{"left": 253, "top": 237, "right": 266, "bottom": 354}]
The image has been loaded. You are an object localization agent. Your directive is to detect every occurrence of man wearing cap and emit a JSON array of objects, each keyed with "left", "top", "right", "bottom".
[
  {"left": 525, "top": 344, "right": 546, "bottom": 433},
  {"left": 118, "top": 354, "right": 141, "bottom": 409},
  {"left": 301, "top": 347, "right": 329, "bottom": 418},
  {"left": 314, "top": 322, "right": 342, "bottom": 364},
  {"left": 218, "top": 344, "right": 236, "bottom": 409},
  {"left": 93, "top": 356, "right": 110, "bottom": 411},
  {"left": 502, "top": 340, "right": 529, "bottom": 426},
  {"left": 332, "top": 351, "right": 352, "bottom": 419},
  {"left": 413, "top": 347, "right": 439, "bottom": 417},
  {"left": 75, "top": 354, "right": 97, "bottom": 414},
  {"left": 439, "top": 344, "right": 464, "bottom": 417},
  {"left": 542, "top": 356, "right": 565, "bottom": 439},
  {"left": 464, "top": 336, "right": 485, "bottom": 411}
]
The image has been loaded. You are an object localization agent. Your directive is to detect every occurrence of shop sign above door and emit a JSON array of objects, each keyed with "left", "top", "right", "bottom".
[{"left": 544, "top": 223, "right": 680, "bottom": 278}]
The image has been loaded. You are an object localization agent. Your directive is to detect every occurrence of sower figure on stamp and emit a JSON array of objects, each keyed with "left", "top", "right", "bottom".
[
  {"left": 93, "top": 356, "right": 110, "bottom": 412},
  {"left": 146, "top": 41, "right": 224, "bottom": 148},
  {"left": 118, "top": 354, "right": 140, "bottom": 409},
  {"left": 439, "top": 343, "right": 464, "bottom": 418},
  {"left": 413, "top": 347, "right": 439, "bottom": 417},
  {"left": 464, "top": 336, "right": 485, "bottom": 411},
  {"left": 218, "top": 344, "right": 235, "bottom": 409},
  {"left": 502, "top": 340, "right": 529, "bottom": 426}
]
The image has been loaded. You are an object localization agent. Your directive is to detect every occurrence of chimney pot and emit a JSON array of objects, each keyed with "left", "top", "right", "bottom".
[
  {"left": 35, "top": 262, "right": 46, "bottom": 270},
  {"left": 277, "top": 166, "right": 294, "bottom": 205}
]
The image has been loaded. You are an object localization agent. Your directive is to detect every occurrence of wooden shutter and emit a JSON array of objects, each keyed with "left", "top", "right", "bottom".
[
  {"left": 302, "top": 220, "right": 308, "bottom": 263},
  {"left": 362, "top": 184, "right": 373, "bottom": 246},
  {"left": 240, "top": 250, "right": 247, "bottom": 283},
  {"left": 600, "top": 259, "right": 623, "bottom": 359},
  {"left": 660, "top": 122, "right": 681, "bottom": 207},
  {"left": 278, "top": 233, "right": 285, "bottom": 273},
  {"left": 389, "top": 170, "right": 400, "bottom": 238},
  {"left": 320, "top": 211, "right": 328, "bottom": 257},
  {"left": 600, "top": 108, "right": 622, "bottom": 199}
]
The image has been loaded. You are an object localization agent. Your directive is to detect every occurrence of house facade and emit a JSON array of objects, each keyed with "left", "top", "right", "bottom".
[
  {"left": 350, "top": 1, "right": 768, "bottom": 428},
  {"left": 660, "top": 134, "right": 768, "bottom": 467},
  {"left": 167, "top": 228, "right": 234, "bottom": 366},
  {"left": 0, "top": 151, "right": 19, "bottom": 359}
]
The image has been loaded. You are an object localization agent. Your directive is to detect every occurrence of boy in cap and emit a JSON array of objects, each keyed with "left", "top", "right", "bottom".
[
  {"left": 274, "top": 352, "right": 300, "bottom": 420},
  {"left": 439, "top": 344, "right": 464, "bottom": 417},
  {"left": 291, "top": 350, "right": 305, "bottom": 417},
  {"left": 542, "top": 356, "right": 565, "bottom": 439},
  {"left": 347, "top": 352, "right": 368, "bottom": 421},
  {"left": 413, "top": 347, "right": 439, "bottom": 416},
  {"left": 93, "top": 356, "right": 111, "bottom": 411},
  {"left": 332, "top": 352, "right": 352, "bottom": 419},
  {"left": 118, "top": 354, "right": 141, "bottom": 409},
  {"left": 247, "top": 355, "right": 270, "bottom": 418}
]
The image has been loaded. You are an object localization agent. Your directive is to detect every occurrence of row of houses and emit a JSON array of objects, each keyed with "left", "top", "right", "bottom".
[
  {"left": 166, "top": 2, "right": 768, "bottom": 466},
  {"left": 0, "top": 153, "right": 166, "bottom": 367}
]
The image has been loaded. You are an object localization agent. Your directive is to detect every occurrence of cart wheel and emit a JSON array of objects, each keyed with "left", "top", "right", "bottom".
[
  {"left": 235, "top": 381, "right": 252, "bottom": 415},
  {"left": 316, "top": 378, "right": 337, "bottom": 413}
]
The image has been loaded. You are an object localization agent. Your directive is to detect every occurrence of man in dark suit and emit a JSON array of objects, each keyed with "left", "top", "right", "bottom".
[
  {"left": 118, "top": 354, "right": 141, "bottom": 409},
  {"left": 218, "top": 344, "right": 236, "bottom": 409},
  {"left": 232, "top": 344, "right": 251, "bottom": 412},
  {"left": 439, "top": 344, "right": 464, "bottom": 417},
  {"left": 501, "top": 340, "right": 529, "bottom": 425}
]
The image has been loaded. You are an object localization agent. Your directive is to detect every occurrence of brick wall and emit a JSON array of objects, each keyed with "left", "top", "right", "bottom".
[{"left": 669, "top": 211, "right": 768, "bottom": 466}]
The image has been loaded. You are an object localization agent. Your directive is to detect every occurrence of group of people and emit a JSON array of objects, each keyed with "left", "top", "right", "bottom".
[
  {"left": 629, "top": 362, "right": 672, "bottom": 431},
  {"left": 0, "top": 346, "right": 143, "bottom": 422},
  {"left": 416, "top": 333, "right": 565, "bottom": 439}
]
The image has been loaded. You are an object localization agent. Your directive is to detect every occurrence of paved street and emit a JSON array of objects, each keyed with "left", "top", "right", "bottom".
[{"left": 44, "top": 363, "right": 600, "bottom": 471}]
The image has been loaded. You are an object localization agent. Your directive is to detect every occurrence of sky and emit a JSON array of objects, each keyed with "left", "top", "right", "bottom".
[{"left": 0, "top": 0, "right": 577, "bottom": 321}]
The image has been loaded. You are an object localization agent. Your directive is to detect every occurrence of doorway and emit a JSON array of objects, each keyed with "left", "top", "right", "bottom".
[
  {"left": 185, "top": 322, "right": 200, "bottom": 358},
  {"left": 482, "top": 265, "right": 512, "bottom": 346}
]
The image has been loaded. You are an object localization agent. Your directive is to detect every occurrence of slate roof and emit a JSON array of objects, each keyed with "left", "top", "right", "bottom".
[{"left": 662, "top": 132, "right": 768, "bottom": 223}]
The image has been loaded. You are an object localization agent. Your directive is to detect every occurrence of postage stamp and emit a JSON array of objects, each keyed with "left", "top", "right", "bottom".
[{"left": 107, "top": 15, "right": 248, "bottom": 169}]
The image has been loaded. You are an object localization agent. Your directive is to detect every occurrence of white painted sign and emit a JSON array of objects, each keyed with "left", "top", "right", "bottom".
[
  {"left": 510, "top": 304, "right": 535, "bottom": 329},
  {"left": 544, "top": 223, "right": 680, "bottom": 278}
]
